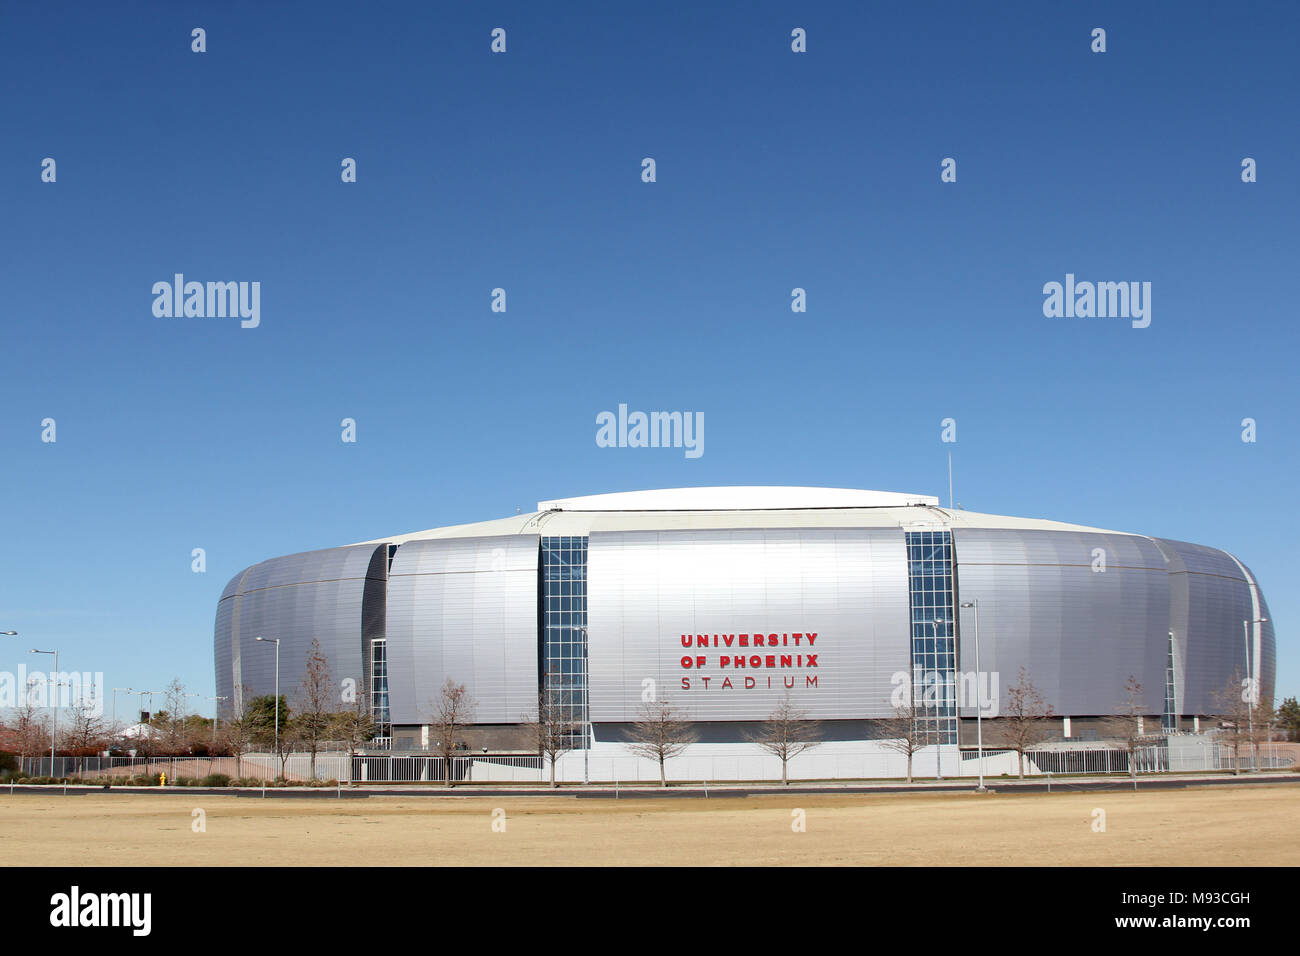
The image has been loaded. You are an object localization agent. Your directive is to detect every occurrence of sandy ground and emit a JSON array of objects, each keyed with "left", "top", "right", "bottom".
[{"left": 1, "top": 784, "right": 1297, "bottom": 866}]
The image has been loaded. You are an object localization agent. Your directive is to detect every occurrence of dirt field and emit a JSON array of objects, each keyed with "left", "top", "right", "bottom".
[{"left": 1, "top": 784, "right": 1297, "bottom": 866}]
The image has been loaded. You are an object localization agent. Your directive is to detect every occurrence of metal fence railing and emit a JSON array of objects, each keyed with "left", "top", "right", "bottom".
[
  {"left": 13, "top": 752, "right": 546, "bottom": 784},
  {"left": 9, "top": 741, "right": 1294, "bottom": 784},
  {"left": 956, "top": 742, "right": 1295, "bottom": 777},
  {"left": 16, "top": 753, "right": 350, "bottom": 783},
  {"left": 353, "top": 753, "right": 544, "bottom": 783}
]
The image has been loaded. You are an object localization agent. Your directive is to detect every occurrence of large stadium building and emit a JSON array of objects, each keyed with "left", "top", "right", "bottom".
[{"left": 214, "top": 487, "right": 1276, "bottom": 780}]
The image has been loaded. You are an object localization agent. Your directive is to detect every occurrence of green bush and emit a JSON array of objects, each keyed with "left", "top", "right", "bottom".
[{"left": 201, "top": 773, "right": 232, "bottom": 787}]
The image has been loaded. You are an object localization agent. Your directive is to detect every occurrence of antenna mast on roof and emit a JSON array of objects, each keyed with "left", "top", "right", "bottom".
[{"left": 948, "top": 452, "right": 953, "bottom": 510}]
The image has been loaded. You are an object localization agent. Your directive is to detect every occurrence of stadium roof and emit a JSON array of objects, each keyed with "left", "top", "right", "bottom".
[
  {"left": 537, "top": 487, "right": 938, "bottom": 511},
  {"left": 349, "top": 487, "right": 1129, "bottom": 546}
]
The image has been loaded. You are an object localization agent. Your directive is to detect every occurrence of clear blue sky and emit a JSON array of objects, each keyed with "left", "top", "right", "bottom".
[{"left": 2, "top": 1, "right": 1296, "bottom": 714}]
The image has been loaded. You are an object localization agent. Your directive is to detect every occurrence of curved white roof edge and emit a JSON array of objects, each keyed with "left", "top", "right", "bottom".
[{"left": 537, "top": 487, "right": 940, "bottom": 511}]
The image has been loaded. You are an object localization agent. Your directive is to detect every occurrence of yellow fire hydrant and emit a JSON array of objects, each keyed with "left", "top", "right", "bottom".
[{"left": 160, "top": 772, "right": 166, "bottom": 787}]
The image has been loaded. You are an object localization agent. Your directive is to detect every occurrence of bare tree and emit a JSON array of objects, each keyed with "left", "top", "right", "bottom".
[
  {"left": 331, "top": 677, "right": 377, "bottom": 786},
  {"left": 993, "top": 667, "right": 1056, "bottom": 779},
  {"left": 1211, "top": 669, "right": 1256, "bottom": 774},
  {"left": 428, "top": 678, "right": 475, "bottom": 787},
  {"left": 220, "top": 685, "right": 258, "bottom": 779},
  {"left": 626, "top": 699, "right": 697, "bottom": 787},
  {"left": 276, "top": 715, "right": 302, "bottom": 780},
  {"left": 521, "top": 671, "right": 579, "bottom": 788},
  {"left": 154, "top": 678, "right": 192, "bottom": 753},
  {"left": 1104, "top": 675, "right": 1158, "bottom": 778},
  {"left": 11, "top": 694, "right": 50, "bottom": 760},
  {"left": 62, "top": 701, "right": 109, "bottom": 756},
  {"left": 294, "top": 638, "right": 334, "bottom": 779},
  {"left": 244, "top": 692, "right": 292, "bottom": 779},
  {"left": 878, "top": 686, "right": 928, "bottom": 783},
  {"left": 1250, "top": 696, "right": 1276, "bottom": 770},
  {"left": 746, "top": 689, "right": 822, "bottom": 785}
]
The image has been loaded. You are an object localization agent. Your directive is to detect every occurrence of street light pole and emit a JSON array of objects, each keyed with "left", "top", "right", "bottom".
[
  {"left": 932, "top": 618, "right": 946, "bottom": 780},
  {"left": 255, "top": 637, "right": 281, "bottom": 766},
  {"left": 959, "top": 601, "right": 985, "bottom": 792},
  {"left": 136, "top": 690, "right": 157, "bottom": 718},
  {"left": 574, "top": 625, "right": 591, "bottom": 785},
  {"left": 112, "top": 687, "right": 133, "bottom": 732},
  {"left": 207, "top": 696, "right": 229, "bottom": 747},
  {"left": 124, "top": 689, "right": 155, "bottom": 754},
  {"left": 29, "top": 648, "right": 58, "bottom": 774},
  {"left": 1243, "top": 617, "right": 1267, "bottom": 772},
  {"left": 179, "top": 692, "right": 207, "bottom": 749}
]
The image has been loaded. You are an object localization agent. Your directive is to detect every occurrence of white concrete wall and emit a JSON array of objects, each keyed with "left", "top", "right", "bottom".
[{"left": 547, "top": 740, "right": 969, "bottom": 783}]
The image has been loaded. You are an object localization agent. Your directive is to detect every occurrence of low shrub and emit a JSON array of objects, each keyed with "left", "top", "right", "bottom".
[{"left": 200, "top": 773, "right": 232, "bottom": 787}]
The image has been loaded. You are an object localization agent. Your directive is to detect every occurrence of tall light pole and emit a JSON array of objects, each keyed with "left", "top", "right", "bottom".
[
  {"left": 931, "top": 618, "right": 946, "bottom": 780},
  {"left": 111, "top": 687, "right": 133, "bottom": 731},
  {"left": 206, "top": 695, "right": 229, "bottom": 747},
  {"left": 135, "top": 689, "right": 158, "bottom": 721},
  {"left": 128, "top": 689, "right": 158, "bottom": 753},
  {"left": 29, "top": 648, "right": 58, "bottom": 773},
  {"left": 179, "top": 692, "right": 206, "bottom": 749},
  {"left": 574, "top": 625, "right": 591, "bottom": 785},
  {"left": 959, "top": 601, "right": 986, "bottom": 792},
  {"left": 1243, "top": 617, "right": 1267, "bottom": 772},
  {"left": 255, "top": 637, "right": 281, "bottom": 760}
]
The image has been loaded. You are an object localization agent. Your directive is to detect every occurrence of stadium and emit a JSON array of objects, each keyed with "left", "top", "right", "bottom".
[{"left": 213, "top": 487, "right": 1277, "bottom": 781}]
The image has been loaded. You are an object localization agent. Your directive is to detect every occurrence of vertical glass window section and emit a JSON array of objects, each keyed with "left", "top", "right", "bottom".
[
  {"left": 905, "top": 531, "right": 957, "bottom": 746},
  {"left": 371, "top": 638, "right": 391, "bottom": 742},
  {"left": 541, "top": 536, "right": 589, "bottom": 747},
  {"left": 1163, "top": 631, "right": 1176, "bottom": 733}
]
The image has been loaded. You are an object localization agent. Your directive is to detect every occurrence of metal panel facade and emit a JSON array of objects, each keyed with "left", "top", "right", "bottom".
[
  {"left": 214, "top": 546, "right": 375, "bottom": 715},
  {"left": 587, "top": 528, "right": 910, "bottom": 722},
  {"left": 384, "top": 535, "right": 539, "bottom": 725},
  {"left": 1154, "top": 539, "right": 1275, "bottom": 715},
  {"left": 953, "top": 530, "right": 1170, "bottom": 717},
  {"left": 214, "top": 518, "right": 1277, "bottom": 730}
]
